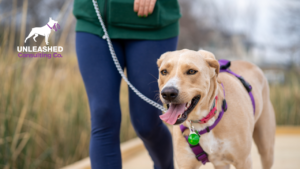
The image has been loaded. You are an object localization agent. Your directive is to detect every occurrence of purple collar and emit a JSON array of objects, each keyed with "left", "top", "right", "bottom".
[{"left": 179, "top": 83, "right": 227, "bottom": 164}]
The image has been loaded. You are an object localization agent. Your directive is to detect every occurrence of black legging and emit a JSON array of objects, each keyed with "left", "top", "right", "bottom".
[{"left": 76, "top": 32, "right": 178, "bottom": 169}]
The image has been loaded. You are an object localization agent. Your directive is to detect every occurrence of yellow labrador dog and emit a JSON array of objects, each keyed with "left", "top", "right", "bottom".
[{"left": 157, "top": 49, "right": 275, "bottom": 169}]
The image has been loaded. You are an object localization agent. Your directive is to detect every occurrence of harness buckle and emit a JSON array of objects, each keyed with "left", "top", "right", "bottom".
[
  {"left": 206, "top": 127, "right": 210, "bottom": 133},
  {"left": 237, "top": 76, "right": 252, "bottom": 93},
  {"left": 222, "top": 99, "right": 227, "bottom": 112},
  {"left": 219, "top": 60, "right": 231, "bottom": 70},
  {"left": 196, "top": 152, "right": 208, "bottom": 161}
]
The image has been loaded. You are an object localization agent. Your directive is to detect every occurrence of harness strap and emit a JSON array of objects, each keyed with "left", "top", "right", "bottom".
[
  {"left": 218, "top": 59, "right": 256, "bottom": 114},
  {"left": 179, "top": 83, "right": 227, "bottom": 164},
  {"left": 47, "top": 24, "right": 52, "bottom": 30}
]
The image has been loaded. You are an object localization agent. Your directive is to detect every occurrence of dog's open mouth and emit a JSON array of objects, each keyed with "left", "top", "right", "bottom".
[{"left": 159, "top": 95, "right": 201, "bottom": 125}]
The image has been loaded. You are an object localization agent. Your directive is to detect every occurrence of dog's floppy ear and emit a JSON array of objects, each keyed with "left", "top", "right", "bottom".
[
  {"left": 198, "top": 50, "right": 219, "bottom": 76},
  {"left": 157, "top": 58, "right": 162, "bottom": 68},
  {"left": 157, "top": 52, "right": 169, "bottom": 68},
  {"left": 206, "top": 58, "right": 220, "bottom": 76}
]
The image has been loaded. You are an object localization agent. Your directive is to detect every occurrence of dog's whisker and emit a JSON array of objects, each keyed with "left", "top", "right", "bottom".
[
  {"left": 148, "top": 73, "right": 158, "bottom": 80},
  {"left": 148, "top": 81, "right": 158, "bottom": 85}
]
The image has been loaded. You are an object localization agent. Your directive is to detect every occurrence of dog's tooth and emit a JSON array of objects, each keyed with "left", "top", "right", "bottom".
[{"left": 178, "top": 115, "right": 181, "bottom": 119}]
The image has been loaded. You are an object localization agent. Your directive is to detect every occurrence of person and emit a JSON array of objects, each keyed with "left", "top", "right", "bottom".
[{"left": 73, "top": 0, "right": 181, "bottom": 168}]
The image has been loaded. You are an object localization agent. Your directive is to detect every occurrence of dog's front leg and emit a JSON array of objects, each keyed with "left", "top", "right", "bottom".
[
  {"left": 173, "top": 127, "right": 202, "bottom": 169},
  {"left": 45, "top": 34, "right": 49, "bottom": 45},
  {"left": 213, "top": 164, "right": 230, "bottom": 169},
  {"left": 177, "top": 166, "right": 201, "bottom": 169},
  {"left": 33, "top": 34, "right": 38, "bottom": 42},
  {"left": 233, "top": 155, "right": 252, "bottom": 169},
  {"left": 175, "top": 160, "right": 201, "bottom": 169},
  {"left": 175, "top": 149, "right": 202, "bottom": 169},
  {"left": 175, "top": 147, "right": 202, "bottom": 169}
]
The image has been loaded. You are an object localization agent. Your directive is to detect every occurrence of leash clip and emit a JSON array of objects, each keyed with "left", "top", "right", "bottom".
[
  {"left": 187, "top": 120, "right": 200, "bottom": 145},
  {"left": 188, "top": 120, "right": 197, "bottom": 133}
]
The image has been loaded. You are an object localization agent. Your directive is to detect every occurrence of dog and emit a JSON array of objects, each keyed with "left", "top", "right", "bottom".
[
  {"left": 157, "top": 49, "right": 276, "bottom": 169},
  {"left": 24, "top": 17, "right": 59, "bottom": 45}
]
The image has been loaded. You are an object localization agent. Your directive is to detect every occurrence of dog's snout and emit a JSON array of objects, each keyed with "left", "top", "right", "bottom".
[{"left": 161, "top": 87, "right": 178, "bottom": 101}]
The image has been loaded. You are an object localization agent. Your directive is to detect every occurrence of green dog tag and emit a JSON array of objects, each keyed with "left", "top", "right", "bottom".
[{"left": 188, "top": 132, "right": 200, "bottom": 145}]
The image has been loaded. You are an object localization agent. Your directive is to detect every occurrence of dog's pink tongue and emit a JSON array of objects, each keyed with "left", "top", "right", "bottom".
[{"left": 160, "top": 103, "right": 186, "bottom": 125}]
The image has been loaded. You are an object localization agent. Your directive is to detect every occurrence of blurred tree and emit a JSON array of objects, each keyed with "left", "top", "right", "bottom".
[
  {"left": 272, "top": 1, "right": 300, "bottom": 68},
  {"left": 177, "top": 0, "right": 256, "bottom": 59}
]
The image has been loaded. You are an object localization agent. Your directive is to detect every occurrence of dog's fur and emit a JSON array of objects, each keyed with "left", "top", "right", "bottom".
[
  {"left": 157, "top": 49, "right": 276, "bottom": 169},
  {"left": 24, "top": 17, "right": 58, "bottom": 45}
]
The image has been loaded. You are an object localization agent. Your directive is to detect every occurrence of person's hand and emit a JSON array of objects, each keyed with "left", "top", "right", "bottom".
[{"left": 134, "top": 0, "right": 157, "bottom": 17}]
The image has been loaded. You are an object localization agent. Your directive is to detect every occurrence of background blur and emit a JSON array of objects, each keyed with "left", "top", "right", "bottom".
[{"left": 0, "top": 0, "right": 299, "bottom": 168}]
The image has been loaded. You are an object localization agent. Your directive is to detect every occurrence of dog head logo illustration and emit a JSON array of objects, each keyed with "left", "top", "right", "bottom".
[{"left": 24, "top": 17, "right": 60, "bottom": 45}]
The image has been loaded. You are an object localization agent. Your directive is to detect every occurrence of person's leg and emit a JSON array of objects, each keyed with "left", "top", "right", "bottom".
[
  {"left": 125, "top": 37, "right": 178, "bottom": 169},
  {"left": 76, "top": 32, "right": 125, "bottom": 169}
]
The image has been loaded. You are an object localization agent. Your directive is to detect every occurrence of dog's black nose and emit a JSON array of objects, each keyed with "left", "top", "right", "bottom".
[{"left": 161, "top": 87, "right": 178, "bottom": 101}]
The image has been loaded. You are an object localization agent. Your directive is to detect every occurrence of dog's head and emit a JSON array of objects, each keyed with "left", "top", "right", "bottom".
[
  {"left": 158, "top": 49, "right": 219, "bottom": 125},
  {"left": 49, "top": 17, "right": 58, "bottom": 25}
]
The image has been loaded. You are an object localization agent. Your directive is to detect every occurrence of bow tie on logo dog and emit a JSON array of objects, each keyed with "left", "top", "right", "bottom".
[{"left": 47, "top": 23, "right": 60, "bottom": 32}]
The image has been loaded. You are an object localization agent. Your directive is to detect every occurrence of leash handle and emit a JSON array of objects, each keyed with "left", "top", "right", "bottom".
[{"left": 92, "top": 0, "right": 167, "bottom": 112}]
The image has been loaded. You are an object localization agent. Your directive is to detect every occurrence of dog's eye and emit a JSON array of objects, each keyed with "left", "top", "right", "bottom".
[
  {"left": 161, "top": 69, "right": 168, "bottom": 76},
  {"left": 187, "top": 69, "right": 197, "bottom": 75}
]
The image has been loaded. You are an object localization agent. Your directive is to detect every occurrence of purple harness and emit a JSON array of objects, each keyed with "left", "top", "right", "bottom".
[
  {"left": 179, "top": 59, "right": 255, "bottom": 165},
  {"left": 47, "top": 23, "right": 60, "bottom": 32},
  {"left": 219, "top": 60, "right": 255, "bottom": 114}
]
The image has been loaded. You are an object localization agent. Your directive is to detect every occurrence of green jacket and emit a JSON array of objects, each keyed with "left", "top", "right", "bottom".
[{"left": 73, "top": 0, "right": 181, "bottom": 40}]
